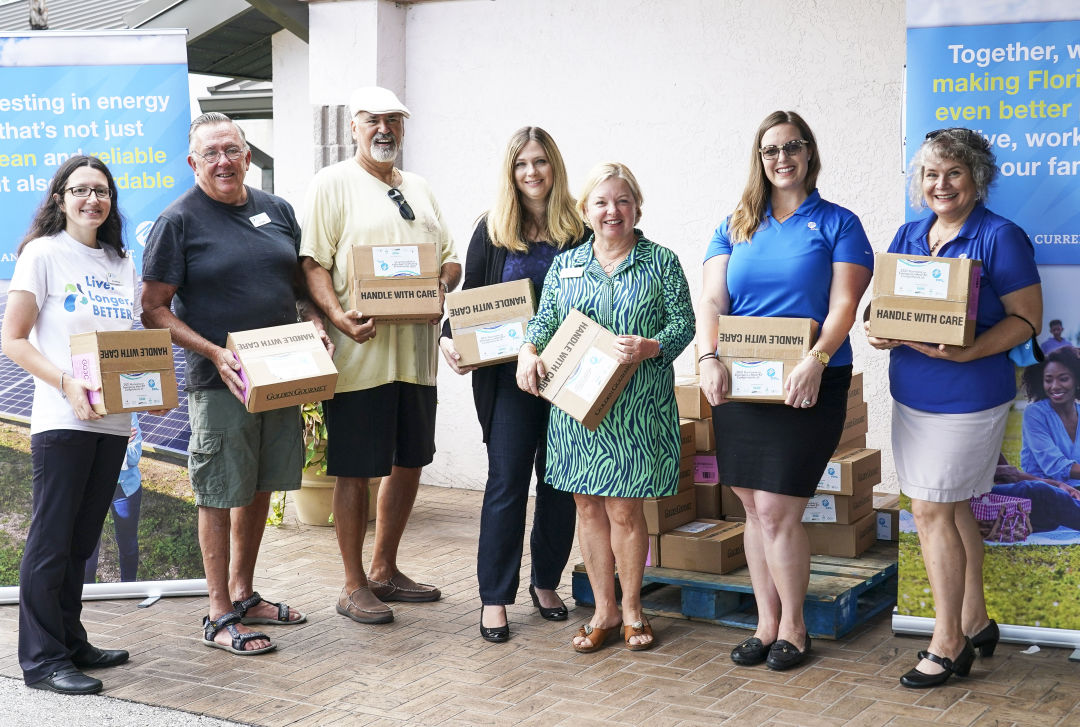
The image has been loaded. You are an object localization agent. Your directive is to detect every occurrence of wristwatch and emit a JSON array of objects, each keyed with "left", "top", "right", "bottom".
[{"left": 807, "top": 349, "right": 830, "bottom": 367}]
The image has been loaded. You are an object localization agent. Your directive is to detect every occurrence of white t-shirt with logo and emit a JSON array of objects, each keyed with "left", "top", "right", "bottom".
[{"left": 9, "top": 232, "right": 139, "bottom": 436}]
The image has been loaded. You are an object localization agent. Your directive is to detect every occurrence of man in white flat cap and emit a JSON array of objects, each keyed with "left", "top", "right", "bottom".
[{"left": 300, "top": 86, "right": 460, "bottom": 624}]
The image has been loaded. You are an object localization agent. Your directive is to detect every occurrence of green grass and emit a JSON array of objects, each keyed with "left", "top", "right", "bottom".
[
  {"left": 0, "top": 423, "right": 202, "bottom": 585},
  {"left": 897, "top": 492, "right": 1080, "bottom": 630}
]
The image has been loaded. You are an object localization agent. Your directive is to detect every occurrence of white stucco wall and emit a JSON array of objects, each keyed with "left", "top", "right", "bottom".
[{"left": 290, "top": 0, "right": 908, "bottom": 491}]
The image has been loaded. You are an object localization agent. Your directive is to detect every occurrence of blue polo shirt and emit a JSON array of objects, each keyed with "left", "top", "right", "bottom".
[
  {"left": 887, "top": 203, "right": 1040, "bottom": 413},
  {"left": 704, "top": 189, "right": 873, "bottom": 366}
]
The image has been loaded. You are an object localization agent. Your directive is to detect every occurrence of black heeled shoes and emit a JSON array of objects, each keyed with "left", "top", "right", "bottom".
[
  {"left": 479, "top": 607, "right": 509, "bottom": 643},
  {"left": 970, "top": 619, "right": 1000, "bottom": 658},
  {"left": 900, "top": 637, "right": 975, "bottom": 689},
  {"left": 529, "top": 585, "right": 568, "bottom": 621}
]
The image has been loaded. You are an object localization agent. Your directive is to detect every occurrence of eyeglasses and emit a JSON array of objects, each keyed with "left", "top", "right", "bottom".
[
  {"left": 387, "top": 188, "right": 415, "bottom": 221},
  {"left": 191, "top": 146, "right": 246, "bottom": 164},
  {"left": 759, "top": 139, "right": 810, "bottom": 160},
  {"left": 65, "top": 186, "right": 112, "bottom": 199}
]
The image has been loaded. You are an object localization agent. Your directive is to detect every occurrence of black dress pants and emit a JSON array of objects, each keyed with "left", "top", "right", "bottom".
[{"left": 20, "top": 428, "right": 126, "bottom": 684}]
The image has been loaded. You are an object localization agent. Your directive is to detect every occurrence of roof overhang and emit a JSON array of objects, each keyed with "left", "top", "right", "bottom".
[{"left": 125, "top": 0, "right": 307, "bottom": 81}]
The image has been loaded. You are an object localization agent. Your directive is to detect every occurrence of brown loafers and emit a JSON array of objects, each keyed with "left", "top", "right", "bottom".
[{"left": 336, "top": 586, "right": 394, "bottom": 624}]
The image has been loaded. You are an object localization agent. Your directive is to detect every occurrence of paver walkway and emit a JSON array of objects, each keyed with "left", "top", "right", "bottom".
[{"left": 1, "top": 484, "right": 1077, "bottom": 726}]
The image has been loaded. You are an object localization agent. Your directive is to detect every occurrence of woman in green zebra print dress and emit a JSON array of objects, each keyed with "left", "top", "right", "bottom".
[{"left": 517, "top": 162, "right": 695, "bottom": 653}]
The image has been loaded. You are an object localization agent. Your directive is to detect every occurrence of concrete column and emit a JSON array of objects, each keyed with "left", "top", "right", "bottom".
[{"left": 307, "top": 0, "right": 406, "bottom": 171}]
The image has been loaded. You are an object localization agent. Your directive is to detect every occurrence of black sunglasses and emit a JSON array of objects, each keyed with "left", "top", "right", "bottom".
[
  {"left": 924, "top": 127, "right": 992, "bottom": 152},
  {"left": 387, "top": 188, "right": 415, "bottom": 221}
]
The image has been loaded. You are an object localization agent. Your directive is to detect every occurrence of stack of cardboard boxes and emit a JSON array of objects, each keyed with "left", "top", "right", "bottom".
[
  {"left": 636, "top": 375, "right": 746, "bottom": 576},
  {"left": 802, "top": 372, "right": 880, "bottom": 557}
]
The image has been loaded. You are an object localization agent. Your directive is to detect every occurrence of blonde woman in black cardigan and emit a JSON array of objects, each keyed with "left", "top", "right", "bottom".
[{"left": 439, "top": 126, "right": 585, "bottom": 642}]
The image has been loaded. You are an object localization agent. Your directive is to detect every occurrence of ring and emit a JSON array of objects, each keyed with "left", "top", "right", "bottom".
[{"left": 802, "top": 399, "right": 812, "bottom": 407}]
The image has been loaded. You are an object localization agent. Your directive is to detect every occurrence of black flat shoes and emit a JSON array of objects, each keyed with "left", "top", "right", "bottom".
[
  {"left": 529, "top": 585, "right": 568, "bottom": 621},
  {"left": 900, "top": 638, "right": 975, "bottom": 688},
  {"left": 731, "top": 636, "right": 774, "bottom": 666},
  {"left": 71, "top": 645, "right": 129, "bottom": 669},
  {"left": 479, "top": 607, "right": 509, "bottom": 643},
  {"left": 27, "top": 666, "right": 102, "bottom": 695},
  {"left": 766, "top": 635, "right": 812, "bottom": 671}
]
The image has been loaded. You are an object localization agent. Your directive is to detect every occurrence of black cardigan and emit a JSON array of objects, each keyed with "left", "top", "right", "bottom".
[{"left": 441, "top": 219, "right": 585, "bottom": 443}]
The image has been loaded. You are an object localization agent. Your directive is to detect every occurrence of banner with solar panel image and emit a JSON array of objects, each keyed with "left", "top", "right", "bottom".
[{"left": 0, "top": 30, "right": 204, "bottom": 602}]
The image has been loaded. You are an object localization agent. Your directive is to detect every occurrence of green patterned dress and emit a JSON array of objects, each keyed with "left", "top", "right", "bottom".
[{"left": 525, "top": 233, "right": 695, "bottom": 498}]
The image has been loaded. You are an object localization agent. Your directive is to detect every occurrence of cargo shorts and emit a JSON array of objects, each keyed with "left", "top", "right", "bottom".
[{"left": 187, "top": 388, "right": 303, "bottom": 508}]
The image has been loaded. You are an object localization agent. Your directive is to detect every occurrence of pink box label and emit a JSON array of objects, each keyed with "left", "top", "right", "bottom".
[
  {"left": 694, "top": 455, "right": 718, "bottom": 483},
  {"left": 70, "top": 352, "right": 102, "bottom": 404}
]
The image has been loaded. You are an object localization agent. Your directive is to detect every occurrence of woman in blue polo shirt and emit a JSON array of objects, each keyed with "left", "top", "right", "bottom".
[
  {"left": 696, "top": 111, "right": 873, "bottom": 672},
  {"left": 867, "top": 128, "right": 1042, "bottom": 689}
]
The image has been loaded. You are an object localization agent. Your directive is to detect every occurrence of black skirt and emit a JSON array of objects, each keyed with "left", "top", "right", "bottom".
[{"left": 712, "top": 365, "right": 852, "bottom": 498}]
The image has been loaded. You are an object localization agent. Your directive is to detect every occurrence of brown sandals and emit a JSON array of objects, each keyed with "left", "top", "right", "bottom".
[
  {"left": 624, "top": 619, "right": 656, "bottom": 651},
  {"left": 572, "top": 623, "right": 619, "bottom": 653}
]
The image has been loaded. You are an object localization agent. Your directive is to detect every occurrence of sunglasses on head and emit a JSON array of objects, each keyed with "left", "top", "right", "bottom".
[{"left": 924, "top": 127, "right": 992, "bottom": 153}]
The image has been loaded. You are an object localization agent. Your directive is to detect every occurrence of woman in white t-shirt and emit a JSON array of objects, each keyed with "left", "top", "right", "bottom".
[{"left": 1, "top": 155, "right": 139, "bottom": 696}]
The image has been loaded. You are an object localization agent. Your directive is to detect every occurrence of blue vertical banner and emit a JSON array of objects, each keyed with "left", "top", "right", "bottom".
[
  {"left": 900, "top": 4, "right": 1080, "bottom": 647},
  {"left": 0, "top": 30, "right": 191, "bottom": 278},
  {"left": 0, "top": 31, "right": 205, "bottom": 597},
  {"left": 906, "top": 20, "right": 1080, "bottom": 264}
]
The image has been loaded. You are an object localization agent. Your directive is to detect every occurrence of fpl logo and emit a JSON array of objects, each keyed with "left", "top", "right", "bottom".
[{"left": 63, "top": 283, "right": 88, "bottom": 312}]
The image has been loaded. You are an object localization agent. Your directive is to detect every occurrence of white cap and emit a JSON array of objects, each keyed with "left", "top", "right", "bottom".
[{"left": 348, "top": 86, "right": 410, "bottom": 118}]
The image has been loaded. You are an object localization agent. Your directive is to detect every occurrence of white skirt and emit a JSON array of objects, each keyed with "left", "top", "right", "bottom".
[{"left": 892, "top": 400, "right": 1012, "bottom": 503}]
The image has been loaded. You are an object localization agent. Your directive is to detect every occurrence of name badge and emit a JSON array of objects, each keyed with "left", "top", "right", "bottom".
[
  {"left": 560, "top": 267, "right": 584, "bottom": 278},
  {"left": 249, "top": 212, "right": 271, "bottom": 227}
]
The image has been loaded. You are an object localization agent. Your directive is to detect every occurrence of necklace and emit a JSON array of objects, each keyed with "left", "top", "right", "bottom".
[
  {"left": 593, "top": 246, "right": 631, "bottom": 273},
  {"left": 774, "top": 208, "right": 796, "bottom": 223},
  {"left": 929, "top": 220, "right": 964, "bottom": 255}
]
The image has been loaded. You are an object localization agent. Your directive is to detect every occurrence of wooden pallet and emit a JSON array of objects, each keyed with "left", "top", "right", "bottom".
[{"left": 571, "top": 541, "right": 897, "bottom": 639}]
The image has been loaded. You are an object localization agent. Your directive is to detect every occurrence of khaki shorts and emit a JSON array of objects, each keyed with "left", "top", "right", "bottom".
[{"left": 187, "top": 388, "right": 302, "bottom": 508}]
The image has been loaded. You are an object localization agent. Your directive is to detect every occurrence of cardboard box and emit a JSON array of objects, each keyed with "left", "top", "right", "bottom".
[
  {"left": 446, "top": 279, "right": 535, "bottom": 367},
  {"left": 869, "top": 252, "right": 981, "bottom": 346},
  {"left": 715, "top": 315, "right": 819, "bottom": 403},
  {"left": 874, "top": 491, "right": 901, "bottom": 541},
  {"left": 678, "top": 456, "right": 694, "bottom": 492},
  {"left": 816, "top": 448, "right": 881, "bottom": 495},
  {"left": 694, "top": 451, "right": 718, "bottom": 483},
  {"left": 694, "top": 481, "right": 721, "bottom": 519},
  {"left": 692, "top": 416, "right": 714, "bottom": 451},
  {"left": 805, "top": 512, "right": 878, "bottom": 557},
  {"left": 642, "top": 488, "right": 697, "bottom": 534},
  {"left": 834, "top": 433, "right": 866, "bottom": 453},
  {"left": 226, "top": 321, "right": 339, "bottom": 413},
  {"left": 660, "top": 519, "right": 747, "bottom": 574},
  {"left": 675, "top": 376, "right": 710, "bottom": 419},
  {"left": 646, "top": 534, "right": 661, "bottom": 567},
  {"left": 721, "top": 485, "right": 745, "bottom": 519},
  {"left": 348, "top": 242, "right": 443, "bottom": 322},
  {"left": 69, "top": 329, "right": 179, "bottom": 415},
  {"left": 537, "top": 309, "right": 639, "bottom": 431},
  {"left": 838, "top": 402, "right": 869, "bottom": 447},
  {"left": 678, "top": 419, "right": 695, "bottom": 459},
  {"left": 802, "top": 475, "right": 876, "bottom": 524},
  {"left": 847, "top": 371, "right": 864, "bottom": 410}
]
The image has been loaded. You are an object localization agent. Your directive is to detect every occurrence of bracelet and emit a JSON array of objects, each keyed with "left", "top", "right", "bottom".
[
  {"left": 697, "top": 352, "right": 719, "bottom": 363},
  {"left": 58, "top": 372, "right": 67, "bottom": 400}
]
